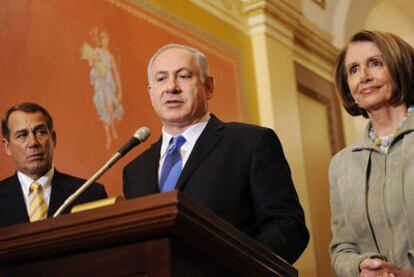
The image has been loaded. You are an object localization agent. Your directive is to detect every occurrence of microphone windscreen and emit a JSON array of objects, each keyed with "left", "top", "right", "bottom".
[
  {"left": 118, "top": 127, "right": 151, "bottom": 156},
  {"left": 134, "top": 127, "right": 151, "bottom": 142}
]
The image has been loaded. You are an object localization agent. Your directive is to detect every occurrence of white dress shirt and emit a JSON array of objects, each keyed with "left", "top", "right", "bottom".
[
  {"left": 17, "top": 167, "right": 54, "bottom": 212},
  {"left": 158, "top": 113, "right": 210, "bottom": 181}
]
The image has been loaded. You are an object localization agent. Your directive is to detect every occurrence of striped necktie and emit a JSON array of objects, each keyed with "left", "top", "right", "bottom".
[
  {"left": 159, "top": 135, "right": 186, "bottom": 192},
  {"left": 28, "top": 182, "right": 48, "bottom": 222}
]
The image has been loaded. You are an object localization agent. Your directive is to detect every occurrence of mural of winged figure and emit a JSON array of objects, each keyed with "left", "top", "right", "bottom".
[{"left": 81, "top": 27, "right": 124, "bottom": 149}]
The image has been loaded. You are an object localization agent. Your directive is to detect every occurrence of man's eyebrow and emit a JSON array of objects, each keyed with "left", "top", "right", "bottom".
[
  {"left": 155, "top": 67, "right": 191, "bottom": 75},
  {"left": 33, "top": 123, "right": 48, "bottom": 130},
  {"left": 14, "top": 123, "right": 47, "bottom": 134},
  {"left": 14, "top": 128, "right": 28, "bottom": 135},
  {"left": 155, "top": 70, "right": 168, "bottom": 75}
]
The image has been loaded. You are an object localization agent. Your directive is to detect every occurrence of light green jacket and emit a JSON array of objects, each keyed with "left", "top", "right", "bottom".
[{"left": 329, "top": 112, "right": 414, "bottom": 276}]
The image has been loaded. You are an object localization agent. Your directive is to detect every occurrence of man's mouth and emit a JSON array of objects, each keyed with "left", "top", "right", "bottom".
[
  {"left": 165, "top": 100, "right": 184, "bottom": 106},
  {"left": 27, "top": 153, "right": 44, "bottom": 161}
]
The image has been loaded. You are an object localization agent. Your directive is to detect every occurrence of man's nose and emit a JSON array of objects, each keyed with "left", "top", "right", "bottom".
[
  {"left": 166, "top": 77, "right": 180, "bottom": 93},
  {"left": 27, "top": 132, "right": 40, "bottom": 147}
]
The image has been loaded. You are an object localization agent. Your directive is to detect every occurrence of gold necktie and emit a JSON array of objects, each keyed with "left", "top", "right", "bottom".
[{"left": 28, "top": 183, "right": 48, "bottom": 222}]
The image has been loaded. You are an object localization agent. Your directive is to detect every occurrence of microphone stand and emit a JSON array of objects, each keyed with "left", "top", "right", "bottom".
[
  {"left": 53, "top": 127, "right": 150, "bottom": 217},
  {"left": 53, "top": 152, "right": 122, "bottom": 217}
]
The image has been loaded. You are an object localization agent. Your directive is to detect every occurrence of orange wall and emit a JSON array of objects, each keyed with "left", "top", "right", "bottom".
[{"left": 0, "top": 0, "right": 243, "bottom": 196}]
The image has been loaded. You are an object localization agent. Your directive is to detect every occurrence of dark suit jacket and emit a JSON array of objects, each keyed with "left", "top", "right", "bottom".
[
  {"left": 0, "top": 170, "right": 107, "bottom": 228},
  {"left": 123, "top": 114, "right": 309, "bottom": 263}
]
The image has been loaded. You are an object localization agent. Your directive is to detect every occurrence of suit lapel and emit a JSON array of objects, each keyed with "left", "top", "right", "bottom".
[
  {"left": 0, "top": 174, "right": 30, "bottom": 224},
  {"left": 176, "top": 114, "right": 225, "bottom": 190},
  {"left": 146, "top": 139, "right": 162, "bottom": 192},
  {"left": 48, "top": 171, "right": 78, "bottom": 216}
]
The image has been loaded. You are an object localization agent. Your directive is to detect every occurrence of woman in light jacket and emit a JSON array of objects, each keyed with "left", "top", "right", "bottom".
[{"left": 329, "top": 30, "right": 414, "bottom": 276}]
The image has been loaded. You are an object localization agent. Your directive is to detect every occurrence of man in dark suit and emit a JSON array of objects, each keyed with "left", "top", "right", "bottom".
[
  {"left": 0, "top": 102, "right": 107, "bottom": 228},
  {"left": 123, "top": 44, "right": 309, "bottom": 263}
]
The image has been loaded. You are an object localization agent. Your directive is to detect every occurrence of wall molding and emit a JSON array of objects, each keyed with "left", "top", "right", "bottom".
[
  {"left": 243, "top": 0, "right": 338, "bottom": 76},
  {"left": 295, "top": 63, "right": 345, "bottom": 154},
  {"left": 190, "top": 0, "right": 247, "bottom": 32}
]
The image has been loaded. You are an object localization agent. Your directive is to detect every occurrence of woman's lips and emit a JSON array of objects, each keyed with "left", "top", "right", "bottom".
[{"left": 359, "top": 86, "right": 379, "bottom": 95}]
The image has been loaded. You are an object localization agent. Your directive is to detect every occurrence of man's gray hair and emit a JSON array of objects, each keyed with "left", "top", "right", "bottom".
[{"left": 147, "top": 44, "right": 210, "bottom": 86}]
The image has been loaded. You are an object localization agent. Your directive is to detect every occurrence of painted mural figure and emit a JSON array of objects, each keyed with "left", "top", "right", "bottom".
[{"left": 81, "top": 27, "right": 124, "bottom": 149}]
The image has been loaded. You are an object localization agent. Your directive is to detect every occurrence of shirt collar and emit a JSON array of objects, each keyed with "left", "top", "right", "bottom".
[
  {"left": 18, "top": 167, "right": 54, "bottom": 195},
  {"left": 160, "top": 113, "right": 210, "bottom": 157}
]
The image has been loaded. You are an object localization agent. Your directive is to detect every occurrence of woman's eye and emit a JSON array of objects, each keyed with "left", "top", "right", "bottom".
[
  {"left": 371, "top": 60, "right": 383, "bottom": 67},
  {"left": 349, "top": 66, "right": 358, "bottom": 75}
]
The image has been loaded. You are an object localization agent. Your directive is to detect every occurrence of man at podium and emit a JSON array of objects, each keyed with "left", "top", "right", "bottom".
[
  {"left": 0, "top": 102, "right": 107, "bottom": 228},
  {"left": 123, "top": 44, "right": 309, "bottom": 263}
]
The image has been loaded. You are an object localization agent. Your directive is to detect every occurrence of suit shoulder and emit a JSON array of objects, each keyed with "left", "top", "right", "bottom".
[
  {"left": 56, "top": 172, "right": 86, "bottom": 184},
  {"left": 55, "top": 171, "right": 105, "bottom": 188},
  {"left": 223, "top": 122, "right": 279, "bottom": 142},
  {"left": 0, "top": 175, "right": 16, "bottom": 184},
  {"left": 225, "top": 121, "right": 274, "bottom": 134},
  {"left": 0, "top": 175, "right": 17, "bottom": 193}
]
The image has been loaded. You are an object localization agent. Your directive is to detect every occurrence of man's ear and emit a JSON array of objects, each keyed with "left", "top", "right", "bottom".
[
  {"left": 52, "top": 131, "right": 57, "bottom": 148},
  {"left": 205, "top": 76, "right": 214, "bottom": 100},
  {"left": 3, "top": 138, "right": 11, "bottom": 156}
]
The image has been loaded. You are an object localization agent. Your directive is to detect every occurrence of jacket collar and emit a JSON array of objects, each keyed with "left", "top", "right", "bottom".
[
  {"left": 175, "top": 114, "right": 225, "bottom": 191},
  {"left": 48, "top": 170, "right": 81, "bottom": 216},
  {"left": 351, "top": 110, "right": 414, "bottom": 152},
  {"left": 147, "top": 114, "right": 225, "bottom": 192}
]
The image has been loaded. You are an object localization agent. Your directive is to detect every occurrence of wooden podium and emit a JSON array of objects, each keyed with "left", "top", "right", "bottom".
[{"left": 0, "top": 191, "right": 297, "bottom": 276}]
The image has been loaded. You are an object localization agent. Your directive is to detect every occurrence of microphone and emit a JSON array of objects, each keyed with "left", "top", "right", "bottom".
[
  {"left": 117, "top": 127, "right": 151, "bottom": 156},
  {"left": 53, "top": 127, "right": 151, "bottom": 217}
]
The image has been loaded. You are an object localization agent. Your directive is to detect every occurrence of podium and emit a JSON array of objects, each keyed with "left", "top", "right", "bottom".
[{"left": 0, "top": 191, "right": 297, "bottom": 276}]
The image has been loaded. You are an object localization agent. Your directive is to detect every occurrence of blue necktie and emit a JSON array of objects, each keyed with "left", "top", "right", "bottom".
[{"left": 160, "top": 135, "right": 186, "bottom": 192}]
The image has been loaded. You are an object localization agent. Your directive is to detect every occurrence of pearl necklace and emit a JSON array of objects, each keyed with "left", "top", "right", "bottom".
[{"left": 369, "top": 106, "right": 414, "bottom": 148}]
